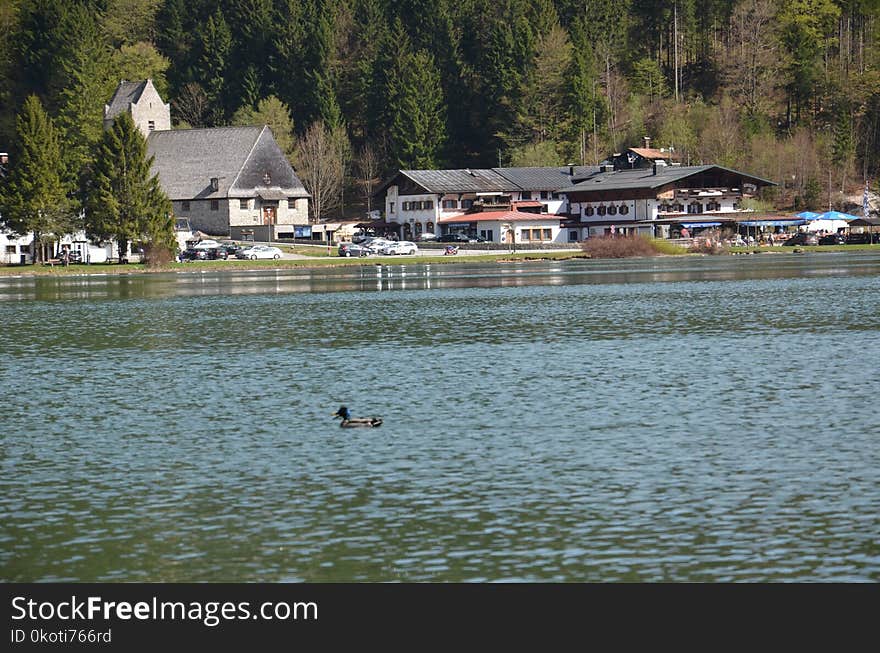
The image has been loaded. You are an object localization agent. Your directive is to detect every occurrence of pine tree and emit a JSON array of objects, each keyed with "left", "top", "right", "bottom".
[
  {"left": 56, "top": 7, "right": 118, "bottom": 193},
  {"left": 85, "top": 112, "right": 173, "bottom": 262},
  {"left": 567, "top": 17, "right": 606, "bottom": 164},
  {"left": 0, "top": 95, "right": 75, "bottom": 263},
  {"left": 387, "top": 49, "right": 447, "bottom": 169},
  {"left": 197, "top": 8, "right": 233, "bottom": 125}
]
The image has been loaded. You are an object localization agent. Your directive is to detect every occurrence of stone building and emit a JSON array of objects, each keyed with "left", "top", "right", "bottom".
[{"left": 104, "top": 80, "right": 310, "bottom": 240}]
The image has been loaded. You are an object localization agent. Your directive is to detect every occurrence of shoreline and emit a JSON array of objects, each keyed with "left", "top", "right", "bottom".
[{"left": 1, "top": 244, "right": 878, "bottom": 278}]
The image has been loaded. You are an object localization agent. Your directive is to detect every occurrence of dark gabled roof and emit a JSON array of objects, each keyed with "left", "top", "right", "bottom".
[
  {"left": 377, "top": 165, "right": 602, "bottom": 196},
  {"left": 105, "top": 81, "right": 148, "bottom": 120},
  {"left": 493, "top": 166, "right": 599, "bottom": 190},
  {"left": 393, "top": 169, "right": 517, "bottom": 194},
  {"left": 559, "top": 165, "right": 777, "bottom": 194},
  {"left": 146, "top": 126, "right": 308, "bottom": 200}
]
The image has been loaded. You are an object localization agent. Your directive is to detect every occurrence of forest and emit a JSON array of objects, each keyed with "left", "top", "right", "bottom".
[{"left": 1, "top": 0, "right": 879, "bottom": 220}]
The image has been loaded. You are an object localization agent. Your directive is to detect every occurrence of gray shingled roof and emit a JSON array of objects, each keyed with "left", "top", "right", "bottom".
[
  {"left": 146, "top": 126, "right": 308, "bottom": 200},
  {"left": 399, "top": 169, "right": 517, "bottom": 193},
  {"left": 105, "top": 81, "right": 147, "bottom": 120},
  {"left": 379, "top": 165, "right": 603, "bottom": 196},
  {"left": 494, "top": 166, "right": 600, "bottom": 190},
  {"left": 559, "top": 165, "right": 776, "bottom": 193}
]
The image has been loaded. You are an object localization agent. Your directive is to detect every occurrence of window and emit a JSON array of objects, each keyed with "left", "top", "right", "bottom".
[
  {"left": 688, "top": 203, "right": 703, "bottom": 214},
  {"left": 442, "top": 199, "right": 457, "bottom": 209},
  {"left": 585, "top": 206, "right": 594, "bottom": 216},
  {"left": 608, "top": 205, "right": 617, "bottom": 215},
  {"left": 569, "top": 230, "right": 579, "bottom": 242},
  {"left": 619, "top": 205, "right": 629, "bottom": 215},
  {"left": 540, "top": 191, "right": 548, "bottom": 199},
  {"left": 551, "top": 192, "right": 560, "bottom": 199},
  {"left": 389, "top": 202, "right": 395, "bottom": 214},
  {"left": 542, "top": 228, "right": 552, "bottom": 240},
  {"left": 148, "top": 120, "right": 155, "bottom": 131},
  {"left": 732, "top": 202, "right": 739, "bottom": 211},
  {"left": 659, "top": 204, "right": 670, "bottom": 213},
  {"left": 422, "top": 200, "right": 433, "bottom": 210},
  {"left": 426, "top": 221, "right": 434, "bottom": 233},
  {"left": 461, "top": 199, "right": 474, "bottom": 209},
  {"left": 597, "top": 206, "right": 607, "bottom": 216},
  {"left": 210, "top": 200, "right": 219, "bottom": 211},
  {"left": 6, "top": 245, "right": 16, "bottom": 254},
  {"left": 521, "top": 191, "right": 532, "bottom": 200},
  {"left": 674, "top": 203, "right": 684, "bottom": 212},
  {"left": 181, "top": 201, "right": 190, "bottom": 211},
  {"left": 239, "top": 199, "right": 248, "bottom": 210},
  {"left": 402, "top": 201, "right": 409, "bottom": 211}
]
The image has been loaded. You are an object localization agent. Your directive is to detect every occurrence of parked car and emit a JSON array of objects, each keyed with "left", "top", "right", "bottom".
[
  {"left": 190, "top": 239, "right": 222, "bottom": 250},
  {"left": 417, "top": 232, "right": 438, "bottom": 241},
  {"left": 205, "top": 246, "right": 228, "bottom": 260},
  {"left": 818, "top": 233, "right": 846, "bottom": 245},
  {"left": 337, "top": 242, "right": 371, "bottom": 257},
  {"left": 364, "top": 238, "right": 394, "bottom": 254},
  {"left": 844, "top": 232, "right": 877, "bottom": 245},
  {"left": 218, "top": 241, "right": 241, "bottom": 256},
  {"left": 438, "top": 233, "right": 471, "bottom": 243},
  {"left": 62, "top": 249, "right": 83, "bottom": 263},
  {"left": 180, "top": 247, "right": 208, "bottom": 260},
  {"left": 236, "top": 245, "right": 283, "bottom": 260},
  {"left": 380, "top": 241, "right": 419, "bottom": 255},
  {"left": 782, "top": 233, "right": 818, "bottom": 246}
]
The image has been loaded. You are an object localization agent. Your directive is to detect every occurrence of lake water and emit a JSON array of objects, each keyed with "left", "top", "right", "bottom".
[{"left": 1, "top": 253, "right": 878, "bottom": 582}]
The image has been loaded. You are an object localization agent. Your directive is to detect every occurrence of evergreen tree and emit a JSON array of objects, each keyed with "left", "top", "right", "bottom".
[
  {"left": 566, "top": 17, "right": 607, "bottom": 164},
  {"left": 56, "top": 5, "right": 118, "bottom": 192},
  {"left": 85, "top": 112, "right": 173, "bottom": 262},
  {"left": 196, "top": 8, "right": 233, "bottom": 125},
  {"left": 387, "top": 49, "right": 447, "bottom": 169},
  {"left": 0, "top": 95, "right": 76, "bottom": 263}
]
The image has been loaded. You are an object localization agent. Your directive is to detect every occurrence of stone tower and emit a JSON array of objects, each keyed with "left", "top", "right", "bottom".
[{"left": 103, "top": 79, "right": 171, "bottom": 137}]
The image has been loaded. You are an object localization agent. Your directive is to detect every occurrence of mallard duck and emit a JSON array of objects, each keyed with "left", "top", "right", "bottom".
[{"left": 333, "top": 405, "right": 383, "bottom": 428}]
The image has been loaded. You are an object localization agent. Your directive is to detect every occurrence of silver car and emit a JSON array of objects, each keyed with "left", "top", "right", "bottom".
[{"left": 235, "top": 245, "right": 283, "bottom": 260}]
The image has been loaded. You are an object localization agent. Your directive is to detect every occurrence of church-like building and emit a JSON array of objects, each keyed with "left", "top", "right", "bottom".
[{"left": 104, "top": 80, "right": 310, "bottom": 241}]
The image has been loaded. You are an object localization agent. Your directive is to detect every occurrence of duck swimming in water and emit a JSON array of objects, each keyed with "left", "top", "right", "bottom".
[{"left": 333, "top": 405, "right": 383, "bottom": 428}]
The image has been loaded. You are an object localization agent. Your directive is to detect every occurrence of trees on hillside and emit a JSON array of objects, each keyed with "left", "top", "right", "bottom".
[
  {"left": 85, "top": 112, "right": 174, "bottom": 262},
  {"left": 1, "top": 0, "right": 879, "bottom": 217}
]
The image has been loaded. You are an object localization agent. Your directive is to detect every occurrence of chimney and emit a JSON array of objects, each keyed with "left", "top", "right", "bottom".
[
  {"left": 652, "top": 162, "right": 657, "bottom": 176},
  {"left": 210, "top": 177, "right": 219, "bottom": 191},
  {"left": 569, "top": 165, "right": 574, "bottom": 176},
  {"left": 643, "top": 136, "right": 651, "bottom": 149}
]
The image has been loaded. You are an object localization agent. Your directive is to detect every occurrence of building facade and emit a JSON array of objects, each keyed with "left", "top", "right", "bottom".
[
  {"left": 561, "top": 164, "right": 777, "bottom": 239},
  {"left": 377, "top": 166, "right": 597, "bottom": 240},
  {"left": 106, "top": 81, "right": 310, "bottom": 241}
]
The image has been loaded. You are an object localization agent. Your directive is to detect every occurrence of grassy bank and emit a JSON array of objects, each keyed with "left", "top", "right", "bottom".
[
  {"left": 0, "top": 250, "right": 587, "bottom": 277},
  {"left": 3, "top": 243, "right": 878, "bottom": 277}
]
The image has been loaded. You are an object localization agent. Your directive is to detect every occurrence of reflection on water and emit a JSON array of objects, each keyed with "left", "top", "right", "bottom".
[
  {"left": 1, "top": 253, "right": 879, "bottom": 581},
  {"left": 3, "top": 252, "right": 880, "bottom": 301}
]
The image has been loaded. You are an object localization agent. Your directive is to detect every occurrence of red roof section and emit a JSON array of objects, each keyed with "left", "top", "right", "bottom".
[
  {"left": 438, "top": 210, "right": 562, "bottom": 224},
  {"left": 629, "top": 147, "right": 679, "bottom": 160},
  {"left": 512, "top": 200, "right": 542, "bottom": 208}
]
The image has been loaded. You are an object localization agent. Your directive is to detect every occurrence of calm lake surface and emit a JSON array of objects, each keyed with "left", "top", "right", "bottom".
[{"left": 1, "top": 253, "right": 879, "bottom": 582}]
